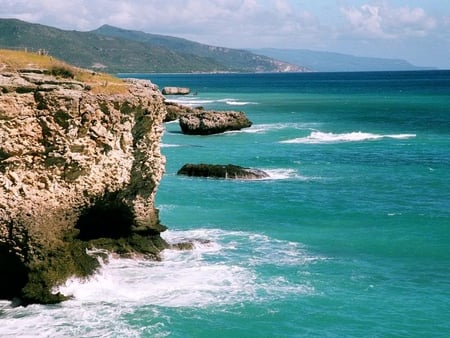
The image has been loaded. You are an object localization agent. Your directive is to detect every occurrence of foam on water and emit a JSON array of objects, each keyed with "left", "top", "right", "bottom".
[
  {"left": 165, "top": 97, "right": 255, "bottom": 107},
  {"left": 243, "top": 123, "right": 318, "bottom": 134},
  {"left": 58, "top": 229, "right": 317, "bottom": 307},
  {"left": 0, "top": 229, "right": 316, "bottom": 337},
  {"left": 263, "top": 168, "right": 318, "bottom": 181},
  {"left": 222, "top": 99, "right": 257, "bottom": 106},
  {"left": 164, "top": 98, "right": 216, "bottom": 106},
  {"left": 160, "top": 143, "right": 182, "bottom": 148},
  {"left": 280, "top": 131, "right": 417, "bottom": 144}
]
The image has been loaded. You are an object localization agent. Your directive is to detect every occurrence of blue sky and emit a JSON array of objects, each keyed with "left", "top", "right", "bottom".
[{"left": 1, "top": 0, "right": 449, "bottom": 68}]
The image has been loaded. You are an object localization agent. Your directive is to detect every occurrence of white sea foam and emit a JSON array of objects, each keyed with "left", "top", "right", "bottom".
[
  {"left": 166, "top": 97, "right": 257, "bottom": 107},
  {"left": 0, "top": 229, "right": 318, "bottom": 337},
  {"left": 243, "top": 123, "right": 317, "bottom": 134},
  {"left": 258, "top": 168, "right": 321, "bottom": 181},
  {"left": 165, "top": 98, "right": 216, "bottom": 106},
  {"left": 224, "top": 99, "right": 257, "bottom": 106},
  {"left": 280, "top": 131, "right": 416, "bottom": 144},
  {"left": 56, "top": 228, "right": 315, "bottom": 308},
  {"left": 160, "top": 143, "right": 182, "bottom": 148},
  {"left": 164, "top": 119, "right": 179, "bottom": 124},
  {"left": 263, "top": 168, "right": 299, "bottom": 180}
]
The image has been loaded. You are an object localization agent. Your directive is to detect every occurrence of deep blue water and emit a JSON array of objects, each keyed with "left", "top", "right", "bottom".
[{"left": 2, "top": 71, "right": 449, "bottom": 337}]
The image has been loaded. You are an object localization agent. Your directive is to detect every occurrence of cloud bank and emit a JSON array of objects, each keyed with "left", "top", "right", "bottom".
[{"left": 1, "top": 0, "right": 449, "bottom": 67}]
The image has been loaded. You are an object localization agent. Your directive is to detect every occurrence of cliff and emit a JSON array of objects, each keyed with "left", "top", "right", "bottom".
[{"left": 0, "top": 50, "right": 168, "bottom": 305}]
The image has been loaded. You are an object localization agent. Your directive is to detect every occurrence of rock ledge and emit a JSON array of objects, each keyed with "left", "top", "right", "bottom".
[{"left": 0, "top": 56, "right": 168, "bottom": 305}]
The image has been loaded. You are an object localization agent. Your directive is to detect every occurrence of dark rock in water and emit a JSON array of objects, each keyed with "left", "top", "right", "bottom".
[
  {"left": 162, "top": 86, "right": 190, "bottom": 95},
  {"left": 170, "top": 242, "right": 195, "bottom": 250},
  {"left": 177, "top": 163, "right": 269, "bottom": 180},
  {"left": 179, "top": 111, "right": 252, "bottom": 135}
]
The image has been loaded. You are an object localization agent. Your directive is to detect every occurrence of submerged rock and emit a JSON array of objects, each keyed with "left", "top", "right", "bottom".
[
  {"left": 179, "top": 111, "right": 252, "bottom": 135},
  {"left": 0, "top": 54, "right": 168, "bottom": 305},
  {"left": 177, "top": 163, "right": 269, "bottom": 180}
]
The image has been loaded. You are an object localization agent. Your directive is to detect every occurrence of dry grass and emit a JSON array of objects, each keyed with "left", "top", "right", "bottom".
[{"left": 0, "top": 49, "right": 128, "bottom": 94}]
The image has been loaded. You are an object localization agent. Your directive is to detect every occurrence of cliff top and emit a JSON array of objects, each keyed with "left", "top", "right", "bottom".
[{"left": 0, "top": 49, "right": 127, "bottom": 94}]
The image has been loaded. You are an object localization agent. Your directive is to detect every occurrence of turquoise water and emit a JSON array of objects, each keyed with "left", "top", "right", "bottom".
[{"left": 2, "top": 71, "right": 450, "bottom": 337}]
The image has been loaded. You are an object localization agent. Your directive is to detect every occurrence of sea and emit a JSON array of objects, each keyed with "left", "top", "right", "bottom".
[{"left": 1, "top": 71, "right": 450, "bottom": 337}]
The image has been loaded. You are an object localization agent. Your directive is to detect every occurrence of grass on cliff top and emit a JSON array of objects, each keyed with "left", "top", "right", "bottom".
[{"left": 0, "top": 49, "right": 128, "bottom": 94}]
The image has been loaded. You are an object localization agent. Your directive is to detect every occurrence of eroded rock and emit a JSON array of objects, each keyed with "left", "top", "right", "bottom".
[
  {"left": 164, "top": 101, "right": 202, "bottom": 122},
  {"left": 162, "top": 86, "right": 190, "bottom": 95},
  {"left": 179, "top": 111, "right": 252, "bottom": 135},
  {"left": 0, "top": 69, "right": 168, "bottom": 304}
]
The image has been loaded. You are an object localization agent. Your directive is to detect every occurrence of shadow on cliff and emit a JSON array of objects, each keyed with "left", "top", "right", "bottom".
[{"left": 75, "top": 193, "right": 134, "bottom": 240}]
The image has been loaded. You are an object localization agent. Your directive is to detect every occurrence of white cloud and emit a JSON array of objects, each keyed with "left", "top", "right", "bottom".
[
  {"left": 1, "top": 0, "right": 448, "bottom": 67},
  {"left": 386, "top": 6, "right": 437, "bottom": 37},
  {"left": 341, "top": 4, "right": 390, "bottom": 38},
  {"left": 340, "top": 2, "right": 437, "bottom": 39},
  {"left": 0, "top": 0, "right": 324, "bottom": 47}
]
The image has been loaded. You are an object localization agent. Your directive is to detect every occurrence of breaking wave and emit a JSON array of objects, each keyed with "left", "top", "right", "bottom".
[{"left": 280, "top": 131, "right": 416, "bottom": 144}]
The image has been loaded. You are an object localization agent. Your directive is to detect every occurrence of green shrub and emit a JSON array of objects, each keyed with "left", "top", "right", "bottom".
[{"left": 48, "top": 66, "right": 74, "bottom": 79}]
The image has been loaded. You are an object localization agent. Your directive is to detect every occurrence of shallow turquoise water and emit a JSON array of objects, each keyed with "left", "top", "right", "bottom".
[{"left": 2, "top": 71, "right": 449, "bottom": 337}]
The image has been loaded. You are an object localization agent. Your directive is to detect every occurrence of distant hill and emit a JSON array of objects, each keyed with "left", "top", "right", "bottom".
[
  {"left": 93, "top": 25, "right": 306, "bottom": 73},
  {"left": 251, "top": 48, "right": 434, "bottom": 72},
  {"left": 0, "top": 19, "right": 301, "bottom": 73}
]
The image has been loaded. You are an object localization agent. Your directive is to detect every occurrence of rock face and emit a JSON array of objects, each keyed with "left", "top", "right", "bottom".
[
  {"left": 0, "top": 68, "right": 168, "bottom": 304},
  {"left": 177, "top": 163, "right": 269, "bottom": 180},
  {"left": 162, "top": 87, "right": 190, "bottom": 95},
  {"left": 164, "top": 101, "right": 201, "bottom": 122},
  {"left": 179, "top": 111, "right": 252, "bottom": 135}
]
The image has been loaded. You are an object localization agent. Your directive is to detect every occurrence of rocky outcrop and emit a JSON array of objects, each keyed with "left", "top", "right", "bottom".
[
  {"left": 162, "top": 87, "right": 190, "bottom": 95},
  {"left": 179, "top": 111, "right": 252, "bottom": 135},
  {"left": 164, "top": 101, "right": 202, "bottom": 122},
  {"left": 0, "top": 65, "right": 168, "bottom": 304},
  {"left": 177, "top": 163, "right": 269, "bottom": 180}
]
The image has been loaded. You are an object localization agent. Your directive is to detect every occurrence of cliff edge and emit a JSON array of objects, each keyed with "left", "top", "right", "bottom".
[{"left": 0, "top": 50, "right": 167, "bottom": 305}]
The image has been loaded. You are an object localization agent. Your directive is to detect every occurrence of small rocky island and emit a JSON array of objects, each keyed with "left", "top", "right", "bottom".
[
  {"left": 164, "top": 102, "right": 253, "bottom": 135},
  {"left": 0, "top": 50, "right": 170, "bottom": 305},
  {"left": 177, "top": 164, "right": 269, "bottom": 180},
  {"left": 162, "top": 86, "right": 190, "bottom": 95},
  {"left": 179, "top": 111, "right": 252, "bottom": 135}
]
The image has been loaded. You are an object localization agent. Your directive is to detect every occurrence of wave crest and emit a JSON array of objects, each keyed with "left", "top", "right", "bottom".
[{"left": 281, "top": 131, "right": 416, "bottom": 144}]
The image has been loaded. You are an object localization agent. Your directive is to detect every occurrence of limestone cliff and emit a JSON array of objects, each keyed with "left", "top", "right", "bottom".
[{"left": 0, "top": 51, "right": 167, "bottom": 305}]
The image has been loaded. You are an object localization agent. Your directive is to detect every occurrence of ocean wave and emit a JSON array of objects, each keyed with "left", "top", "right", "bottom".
[
  {"left": 242, "top": 123, "right": 317, "bottom": 134},
  {"left": 222, "top": 99, "right": 258, "bottom": 106},
  {"left": 280, "top": 131, "right": 416, "bottom": 144},
  {"left": 165, "top": 97, "right": 257, "bottom": 107},
  {"left": 262, "top": 168, "right": 319, "bottom": 181},
  {"left": 165, "top": 98, "right": 215, "bottom": 106},
  {"left": 160, "top": 143, "right": 182, "bottom": 148},
  {"left": 0, "top": 229, "right": 319, "bottom": 337},
  {"left": 54, "top": 228, "right": 316, "bottom": 307}
]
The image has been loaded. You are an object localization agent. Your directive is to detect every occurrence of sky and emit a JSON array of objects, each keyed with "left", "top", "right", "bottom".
[{"left": 1, "top": 0, "right": 450, "bottom": 68}]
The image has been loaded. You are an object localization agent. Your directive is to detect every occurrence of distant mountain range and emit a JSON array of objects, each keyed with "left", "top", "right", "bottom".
[
  {"left": 250, "top": 48, "right": 434, "bottom": 72},
  {"left": 0, "top": 19, "right": 301, "bottom": 73},
  {"left": 0, "top": 18, "right": 433, "bottom": 73}
]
